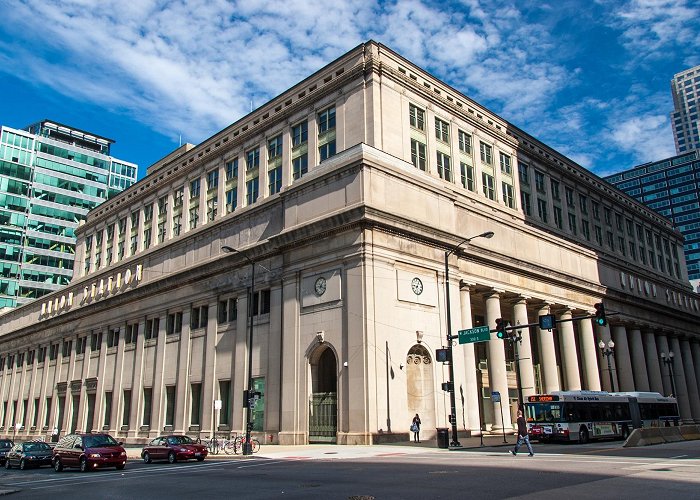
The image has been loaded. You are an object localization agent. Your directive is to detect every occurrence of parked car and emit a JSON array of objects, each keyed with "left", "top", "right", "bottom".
[
  {"left": 141, "top": 435, "right": 207, "bottom": 464},
  {"left": 0, "top": 440, "right": 13, "bottom": 465},
  {"left": 5, "top": 441, "right": 53, "bottom": 470},
  {"left": 52, "top": 433, "right": 126, "bottom": 472}
]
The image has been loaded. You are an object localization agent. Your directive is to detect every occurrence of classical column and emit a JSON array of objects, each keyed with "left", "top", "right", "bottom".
[
  {"left": 4, "top": 357, "right": 18, "bottom": 429},
  {"left": 62, "top": 342, "right": 78, "bottom": 433},
  {"left": 201, "top": 300, "right": 218, "bottom": 437},
  {"left": 692, "top": 342, "right": 700, "bottom": 404},
  {"left": 628, "top": 327, "right": 650, "bottom": 391},
  {"left": 459, "top": 285, "right": 480, "bottom": 432},
  {"left": 557, "top": 309, "right": 581, "bottom": 390},
  {"left": 149, "top": 314, "right": 168, "bottom": 437},
  {"left": 537, "top": 304, "right": 559, "bottom": 393},
  {"left": 36, "top": 345, "right": 52, "bottom": 434},
  {"left": 578, "top": 318, "right": 601, "bottom": 391},
  {"left": 15, "top": 355, "right": 29, "bottom": 432},
  {"left": 128, "top": 319, "right": 147, "bottom": 438},
  {"left": 512, "top": 298, "right": 535, "bottom": 400},
  {"left": 679, "top": 338, "right": 700, "bottom": 422},
  {"left": 643, "top": 330, "right": 664, "bottom": 394},
  {"left": 611, "top": 325, "right": 634, "bottom": 391},
  {"left": 74, "top": 340, "right": 91, "bottom": 433},
  {"left": 174, "top": 310, "right": 192, "bottom": 434},
  {"left": 668, "top": 337, "right": 692, "bottom": 423},
  {"left": 26, "top": 346, "right": 40, "bottom": 435},
  {"left": 92, "top": 332, "right": 108, "bottom": 432},
  {"left": 484, "top": 292, "right": 512, "bottom": 431},
  {"left": 108, "top": 328, "right": 127, "bottom": 434}
]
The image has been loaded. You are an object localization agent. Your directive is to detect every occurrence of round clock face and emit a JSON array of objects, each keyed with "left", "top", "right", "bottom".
[
  {"left": 411, "top": 277, "right": 423, "bottom": 295},
  {"left": 314, "top": 277, "right": 327, "bottom": 296}
]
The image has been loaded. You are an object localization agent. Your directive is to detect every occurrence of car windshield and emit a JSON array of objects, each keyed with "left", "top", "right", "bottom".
[
  {"left": 525, "top": 403, "right": 563, "bottom": 423},
  {"left": 83, "top": 435, "right": 118, "bottom": 448},
  {"left": 23, "top": 442, "right": 51, "bottom": 452},
  {"left": 167, "top": 436, "right": 194, "bottom": 445},
  {"left": 0, "top": 440, "right": 12, "bottom": 448}
]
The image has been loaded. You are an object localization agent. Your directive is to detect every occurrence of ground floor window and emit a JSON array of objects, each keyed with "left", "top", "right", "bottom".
[{"left": 252, "top": 377, "right": 265, "bottom": 432}]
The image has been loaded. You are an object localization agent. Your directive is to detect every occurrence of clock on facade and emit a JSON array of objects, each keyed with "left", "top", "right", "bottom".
[
  {"left": 411, "top": 277, "right": 423, "bottom": 295},
  {"left": 314, "top": 277, "right": 327, "bottom": 296}
]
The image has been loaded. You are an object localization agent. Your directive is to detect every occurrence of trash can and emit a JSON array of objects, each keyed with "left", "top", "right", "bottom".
[{"left": 436, "top": 427, "right": 449, "bottom": 449}]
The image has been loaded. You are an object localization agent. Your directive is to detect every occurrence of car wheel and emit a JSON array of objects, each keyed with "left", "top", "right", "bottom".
[
  {"left": 53, "top": 458, "right": 63, "bottom": 472},
  {"left": 579, "top": 427, "right": 589, "bottom": 444},
  {"left": 19, "top": 459, "right": 27, "bottom": 471},
  {"left": 80, "top": 458, "right": 88, "bottom": 472},
  {"left": 196, "top": 456, "right": 205, "bottom": 462},
  {"left": 143, "top": 452, "right": 152, "bottom": 464},
  {"left": 116, "top": 464, "right": 125, "bottom": 470},
  {"left": 168, "top": 451, "right": 176, "bottom": 464},
  {"left": 4, "top": 460, "right": 10, "bottom": 470}
]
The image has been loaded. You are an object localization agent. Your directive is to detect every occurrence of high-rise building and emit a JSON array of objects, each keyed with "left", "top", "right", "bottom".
[
  {"left": 0, "top": 120, "right": 137, "bottom": 310},
  {"left": 604, "top": 150, "right": 700, "bottom": 289},
  {"left": 671, "top": 65, "right": 700, "bottom": 154}
]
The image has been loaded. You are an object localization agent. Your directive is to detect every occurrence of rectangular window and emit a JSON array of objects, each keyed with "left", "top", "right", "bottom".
[
  {"left": 629, "top": 241, "right": 636, "bottom": 260},
  {"left": 318, "top": 107, "right": 336, "bottom": 133},
  {"left": 246, "top": 177, "right": 259, "bottom": 205},
  {"left": 219, "top": 380, "right": 231, "bottom": 426},
  {"left": 292, "top": 121, "right": 308, "bottom": 146},
  {"left": 521, "top": 191, "right": 531, "bottom": 216},
  {"left": 537, "top": 198, "right": 548, "bottom": 222},
  {"left": 267, "top": 134, "right": 283, "bottom": 160},
  {"left": 44, "top": 397, "right": 52, "bottom": 428},
  {"left": 595, "top": 225, "right": 603, "bottom": 245},
  {"left": 409, "top": 104, "right": 425, "bottom": 131},
  {"left": 122, "top": 390, "right": 131, "bottom": 428},
  {"left": 207, "top": 196, "right": 218, "bottom": 221},
  {"left": 482, "top": 173, "right": 495, "bottom": 200},
  {"left": 75, "top": 337, "right": 87, "bottom": 355},
  {"left": 592, "top": 201, "right": 600, "bottom": 220},
  {"left": 251, "top": 377, "right": 265, "bottom": 432},
  {"left": 579, "top": 194, "right": 588, "bottom": 215},
  {"left": 410, "top": 139, "right": 427, "bottom": 171},
  {"left": 165, "top": 386, "right": 176, "bottom": 426},
  {"left": 124, "top": 324, "right": 137, "bottom": 345},
  {"left": 565, "top": 186, "right": 575, "bottom": 207},
  {"left": 226, "top": 187, "right": 237, "bottom": 213},
  {"left": 49, "top": 344, "right": 58, "bottom": 361},
  {"left": 436, "top": 151, "right": 452, "bottom": 181},
  {"left": 32, "top": 397, "right": 39, "bottom": 427},
  {"left": 246, "top": 148, "right": 260, "bottom": 171},
  {"left": 568, "top": 213, "right": 577, "bottom": 234},
  {"left": 458, "top": 130, "right": 472, "bottom": 154},
  {"left": 499, "top": 153, "right": 512, "bottom": 175},
  {"left": 318, "top": 140, "right": 336, "bottom": 161},
  {"left": 190, "top": 383, "right": 202, "bottom": 426},
  {"left": 144, "top": 318, "right": 160, "bottom": 340},
  {"left": 268, "top": 166, "right": 282, "bottom": 195},
  {"left": 225, "top": 158, "right": 239, "bottom": 181},
  {"left": 535, "top": 170, "right": 545, "bottom": 192},
  {"left": 206, "top": 169, "right": 219, "bottom": 191},
  {"left": 292, "top": 154, "right": 308, "bottom": 179},
  {"left": 251, "top": 289, "right": 271, "bottom": 316},
  {"left": 480, "top": 142, "right": 493, "bottom": 165},
  {"left": 518, "top": 162, "right": 529, "bottom": 185},
  {"left": 615, "top": 213, "right": 623, "bottom": 231},
  {"left": 190, "top": 178, "right": 200, "bottom": 198},
  {"left": 502, "top": 182, "right": 514, "bottom": 208},
  {"left": 551, "top": 179, "right": 560, "bottom": 200},
  {"left": 218, "top": 298, "right": 238, "bottom": 324},
  {"left": 142, "top": 388, "right": 152, "bottom": 427},
  {"left": 62, "top": 340, "right": 72, "bottom": 358},
  {"left": 626, "top": 219, "right": 634, "bottom": 237},
  {"left": 107, "top": 328, "right": 120, "bottom": 348},
  {"left": 166, "top": 312, "right": 183, "bottom": 335},
  {"left": 554, "top": 206, "right": 563, "bottom": 229},
  {"left": 435, "top": 118, "right": 449, "bottom": 142},
  {"left": 460, "top": 162, "right": 474, "bottom": 191},
  {"left": 104, "top": 392, "right": 112, "bottom": 428},
  {"left": 191, "top": 305, "right": 209, "bottom": 329},
  {"left": 582, "top": 220, "right": 590, "bottom": 240}
]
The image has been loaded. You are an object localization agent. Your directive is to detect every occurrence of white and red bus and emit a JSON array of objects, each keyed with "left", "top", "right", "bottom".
[{"left": 524, "top": 391, "right": 679, "bottom": 443}]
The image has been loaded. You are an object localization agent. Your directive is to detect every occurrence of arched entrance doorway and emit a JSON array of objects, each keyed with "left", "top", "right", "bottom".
[
  {"left": 406, "top": 345, "right": 435, "bottom": 434},
  {"left": 309, "top": 346, "right": 337, "bottom": 443}
]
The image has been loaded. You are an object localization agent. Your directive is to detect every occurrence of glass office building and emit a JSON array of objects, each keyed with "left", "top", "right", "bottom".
[
  {"left": 604, "top": 150, "right": 700, "bottom": 287},
  {"left": 0, "top": 120, "right": 137, "bottom": 310},
  {"left": 671, "top": 65, "right": 700, "bottom": 154}
]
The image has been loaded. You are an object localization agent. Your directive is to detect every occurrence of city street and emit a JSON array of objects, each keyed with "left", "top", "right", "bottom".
[{"left": 0, "top": 439, "right": 698, "bottom": 499}]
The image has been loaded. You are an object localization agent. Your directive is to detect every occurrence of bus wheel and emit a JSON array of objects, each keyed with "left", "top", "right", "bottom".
[
  {"left": 578, "top": 427, "right": 589, "bottom": 444},
  {"left": 621, "top": 426, "right": 629, "bottom": 440}
]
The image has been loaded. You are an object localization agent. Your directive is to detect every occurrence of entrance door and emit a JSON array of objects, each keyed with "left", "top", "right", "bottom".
[{"left": 309, "top": 347, "right": 337, "bottom": 443}]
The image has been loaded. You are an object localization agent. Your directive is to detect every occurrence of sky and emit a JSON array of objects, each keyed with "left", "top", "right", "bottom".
[{"left": 1, "top": 0, "right": 699, "bottom": 180}]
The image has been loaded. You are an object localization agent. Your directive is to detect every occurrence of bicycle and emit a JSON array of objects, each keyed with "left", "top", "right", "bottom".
[
  {"left": 233, "top": 435, "right": 260, "bottom": 454},
  {"left": 198, "top": 436, "right": 220, "bottom": 455}
]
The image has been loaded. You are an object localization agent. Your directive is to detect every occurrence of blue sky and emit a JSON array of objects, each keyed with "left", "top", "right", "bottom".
[{"left": 1, "top": 0, "right": 698, "bottom": 180}]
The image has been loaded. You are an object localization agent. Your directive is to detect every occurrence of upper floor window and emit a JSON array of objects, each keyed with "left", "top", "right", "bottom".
[
  {"left": 565, "top": 186, "right": 574, "bottom": 207},
  {"left": 502, "top": 182, "right": 514, "bottom": 209},
  {"left": 604, "top": 207, "right": 612, "bottom": 226},
  {"left": 551, "top": 179, "right": 560, "bottom": 200},
  {"left": 191, "top": 305, "right": 209, "bottom": 330},
  {"left": 518, "top": 162, "right": 529, "bottom": 185},
  {"left": 190, "top": 178, "right": 200, "bottom": 198},
  {"left": 436, "top": 152, "right": 452, "bottom": 182},
  {"left": 482, "top": 172, "right": 495, "bottom": 200},
  {"left": 458, "top": 130, "right": 472, "bottom": 154},
  {"left": 409, "top": 104, "right": 425, "bottom": 131},
  {"left": 225, "top": 158, "right": 238, "bottom": 181},
  {"left": 158, "top": 196, "right": 167, "bottom": 216},
  {"left": 579, "top": 194, "right": 588, "bottom": 215},
  {"left": 292, "top": 121, "right": 308, "bottom": 147},
  {"left": 535, "top": 170, "right": 545, "bottom": 192},
  {"left": 174, "top": 188, "right": 184, "bottom": 208},
  {"left": 318, "top": 106, "right": 336, "bottom": 133},
  {"left": 499, "top": 153, "right": 511, "bottom": 175},
  {"left": 411, "top": 139, "right": 427, "bottom": 171},
  {"left": 207, "top": 169, "right": 219, "bottom": 191},
  {"left": 246, "top": 148, "right": 260, "bottom": 171},
  {"left": 268, "top": 134, "right": 283, "bottom": 160},
  {"left": 480, "top": 142, "right": 493, "bottom": 165},
  {"left": 591, "top": 201, "right": 600, "bottom": 220},
  {"left": 435, "top": 118, "right": 449, "bottom": 142}
]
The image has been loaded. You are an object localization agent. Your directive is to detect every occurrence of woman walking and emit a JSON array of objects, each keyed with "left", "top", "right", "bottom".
[{"left": 411, "top": 414, "right": 422, "bottom": 443}]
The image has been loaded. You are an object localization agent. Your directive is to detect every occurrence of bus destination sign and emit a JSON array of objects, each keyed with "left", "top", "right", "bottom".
[{"left": 528, "top": 395, "right": 560, "bottom": 402}]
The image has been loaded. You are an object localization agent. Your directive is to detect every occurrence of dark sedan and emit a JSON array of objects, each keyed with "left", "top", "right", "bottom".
[
  {"left": 0, "top": 440, "right": 13, "bottom": 465},
  {"left": 5, "top": 441, "right": 53, "bottom": 470},
  {"left": 141, "top": 435, "right": 207, "bottom": 464}
]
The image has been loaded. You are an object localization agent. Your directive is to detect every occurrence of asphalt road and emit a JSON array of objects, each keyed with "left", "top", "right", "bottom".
[{"left": 1, "top": 439, "right": 699, "bottom": 499}]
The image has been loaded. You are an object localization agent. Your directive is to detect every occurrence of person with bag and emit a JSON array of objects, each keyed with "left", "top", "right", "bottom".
[
  {"left": 510, "top": 409, "right": 534, "bottom": 456},
  {"left": 411, "top": 414, "right": 421, "bottom": 443}
]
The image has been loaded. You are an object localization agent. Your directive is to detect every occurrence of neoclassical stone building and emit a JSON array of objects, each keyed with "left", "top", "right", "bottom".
[{"left": 1, "top": 41, "right": 699, "bottom": 445}]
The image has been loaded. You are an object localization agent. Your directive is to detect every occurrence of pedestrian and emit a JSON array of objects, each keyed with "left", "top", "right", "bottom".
[
  {"left": 411, "top": 414, "right": 421, "bottom": 443},
  {"left": 510, "top": 409, "right": 534, "bottom": 456}
]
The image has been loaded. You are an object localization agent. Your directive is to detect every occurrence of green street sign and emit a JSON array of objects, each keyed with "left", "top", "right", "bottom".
[{"left": 458, "top": 325, "right": 491, "bottom": 344}]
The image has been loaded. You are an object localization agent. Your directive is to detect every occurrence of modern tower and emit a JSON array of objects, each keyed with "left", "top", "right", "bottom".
[
  {"left": 0, "top": 120, "right": 137, "bottom": 310},
  {"left": 671, "top": 64, "right": 700, "bottom": 154}
]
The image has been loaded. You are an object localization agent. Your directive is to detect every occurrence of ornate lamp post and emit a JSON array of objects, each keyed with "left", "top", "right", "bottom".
[
  {"left": 598, "top": 340, "right": 615, "bottom": 392},
  {"left": 444, "top": 230, "right": 494, "bottom": 447},
  {"left": 660, "top": 351, "right": 677, "bottom": 398},
  {"left": 222, "top": 245, "right": 255, "bottom": 455}
]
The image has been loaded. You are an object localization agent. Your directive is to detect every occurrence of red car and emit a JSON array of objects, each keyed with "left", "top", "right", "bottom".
[
  {"left": 52, "top": 433, "right": 126, "bottom": 472},
  {"left": 141, "top": 435, "right": 207, "bottom": 464}
]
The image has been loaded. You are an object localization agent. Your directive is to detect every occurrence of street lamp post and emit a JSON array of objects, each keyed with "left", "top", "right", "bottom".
[
  {"left": 660, "top": 351, "right": 677, "bottom": 397},
  {"left": 444, "top": 230, "right": 494, "bottom": 447},
  {"left": 598, "top": 340, "right": 615, "bottom": 392},
  {"left": 222, "top": 245, "right": 255, "bottom": 456}
]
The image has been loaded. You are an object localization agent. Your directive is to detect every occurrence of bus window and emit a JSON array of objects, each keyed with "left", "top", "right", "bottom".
[{"left": 525, "top": 403, "right": 563, "bottom": 423}]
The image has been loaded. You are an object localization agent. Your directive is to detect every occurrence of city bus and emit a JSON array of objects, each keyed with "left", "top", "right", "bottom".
[{"left": 524, "top": 391, "right": 679, "bottom": 443}]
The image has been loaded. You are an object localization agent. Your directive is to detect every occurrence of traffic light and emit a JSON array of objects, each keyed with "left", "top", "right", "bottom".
[
  {"left": 495, "top": 318, "right": 507, "bottom": 339},
  {"left": 441, "top": 382, "right": 453, "bottom": 392},
  {"left": 594, "top": 302, "right": 607, "bottom": 326}
]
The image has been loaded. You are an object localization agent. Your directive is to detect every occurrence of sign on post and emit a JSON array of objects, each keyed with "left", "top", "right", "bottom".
[
  {"left": 491, "top": 391, "right": 501, "bottom": 402},
  {"left": 214, "top": 399, "right": 222, "bottom": 410},
  {"left": 458, "top": 325, "right": 491, "bottom": 344}
]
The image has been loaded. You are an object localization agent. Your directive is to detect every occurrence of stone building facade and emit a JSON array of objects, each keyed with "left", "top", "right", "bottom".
[{"left": 0, "top": 41, "right": 699, "bottom": 445}]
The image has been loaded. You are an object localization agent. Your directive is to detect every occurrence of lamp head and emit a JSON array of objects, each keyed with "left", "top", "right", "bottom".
[
  {"left": 668, "top": 351, "right": 674, "bottom": 359},
  {"left": 598, "top": 340, "right": 605, "bottom": 349},
  {"left": 608, "top": 340, "right": 615, "bottom": 349}
]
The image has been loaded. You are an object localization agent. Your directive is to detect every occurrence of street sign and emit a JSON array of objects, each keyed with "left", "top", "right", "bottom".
[
  {"left": 458, "top": 325, "right": 491, "bottom": 344},
  {"left": 492, "top": 391, "right": 501, "bottom": 402}
]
